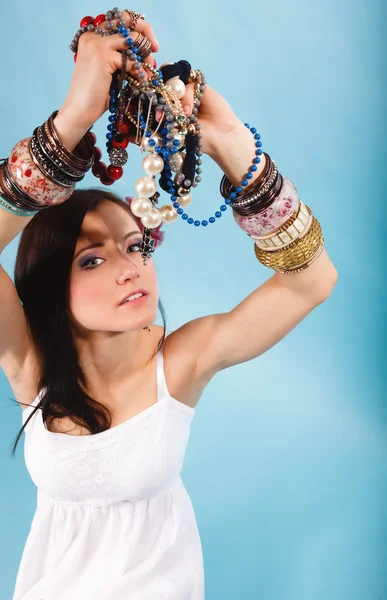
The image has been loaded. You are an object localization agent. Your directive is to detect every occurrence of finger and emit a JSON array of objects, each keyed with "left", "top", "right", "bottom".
[
  {"left": 180, "top": 82, "right": 196, "bottom": 117},
  {"left": 122, "top": 12, "right": 159, "bottom": 53},
  {"left": 105, "top": 29, "right": 156, "bottom": 80}
]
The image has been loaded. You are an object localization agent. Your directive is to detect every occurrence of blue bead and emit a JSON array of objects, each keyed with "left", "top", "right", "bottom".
[
  {"left": 215, "top": 211, "right": 222, "bottom": 218},
  {"left": 209, "top": 217, "right": 216, "bottom": 223},
  {"left": 202, "top": 221, "right": 208, "bottom": 226},
  {"left": 173, "top": 139, "right": 180, "bottom": 146},
  {"left": 187, "top": 218, "right": 194, "bottom": 224},
  {"left": 242, "top": 180, "right": 248, "bottom": 186},
  {"left": 170, "top": 187, "right": 176, "bottom": 194},
  {"left": 254, "top": 133, "right": 261, "bottom": 140},
  {"left": 148, "top": 139, "right": 156, "bottom": 146},
  {"left": 173, "top": 203, "right": 180, "bottom": 209},
  {"left": 256, "top": 141, "right": 262, "bottom": 147},
  {"left": 106, "top": 132, "right": 113, "bottom": 140},
  {"left": 152, "top": 79, "right": 160, "bottom": 86},
  {"left": 171, "top": 195, "right": 177, "bottom": 201},
  {"left": 225, "top": 199, "right": 232, "bottom": 205},
  {"left": 109, "top": 107, "right": 116, "bottom": 113},
  {"left": 171, "top": 147, "right": 178, "bottom": 154},
  {"left": 230, "top": 191, "right": 237, "bottom": 199},
  {"left": 220, "top": 205, "right": 227, "bottom": 211},
  {"left": 106, "top": 142, "right": 110, "bottom": 148},
  {"left": 250, "top": 127, "right": 257, "bottom": 134},
  {"left": 255, "top": 150, "right": 261, "bottom": 156},
  {"left": 244, "top": 123, "right": 250, "bottom": 128},
  {"left": 108, "top": 115, "right": 115, "bottom": 122},
  {"left": 107, "top": 124, "right": 114, "bottom": 131},
  {"left": 182, "top": 214, "right": 188, "bottom": 220},
  {"left": 177, "top": 208, "right": 184, "bottom": 215},
  {"left": 160, "top": 128, "right": 168, "bottom": 135},
  {"left": 250, "top": 165, "right": 257, "bottom": 171},
  {"left": 164, "top": 164, "right": 171, "bottom": 171},
  {"left": 122, "top": 30, "right": 129, "bottom": 38},
  {"left": 155, "top": 146, "right": 162, "bottom": 153},
  {"left": 236, "top": 186, "right": 243, "bottom": 193},
  {"left": 253, "top": 157, "right": 261, "bottom": 163},
  {"left": 246, "top": 172, "right": 253, "bottom": 179},
  {"left": 145, "top": 130, "right": 151, "bottom": 137},
  {"left": 110, "top": 96, "right": 117, "bottom": 104},
  {"left": 126, "top": 38, "right": 134, "bottom": 45},
  {"left": 194, "top": 221, "right": 200, "bottom": 227}
]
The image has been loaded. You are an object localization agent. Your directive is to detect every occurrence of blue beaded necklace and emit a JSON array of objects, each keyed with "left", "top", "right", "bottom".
[{"left": 109, "top": 25, "right": 264, "bottom": 230}]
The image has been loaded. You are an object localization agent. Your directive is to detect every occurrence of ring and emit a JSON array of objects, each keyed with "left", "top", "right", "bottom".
[
  {"left": 133, "top": 33, "right": 152, "bottom": 60},
  {"left": 123, "top": 10, "right": 146, "bottom": 31}
]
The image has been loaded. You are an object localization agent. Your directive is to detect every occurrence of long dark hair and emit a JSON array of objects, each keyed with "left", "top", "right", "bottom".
[{"left": 8, "top": 188, "right": 167, "bottom": 456}]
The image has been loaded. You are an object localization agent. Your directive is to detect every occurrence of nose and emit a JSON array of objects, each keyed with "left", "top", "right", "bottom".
[{"left": 116, "top": 252, "right": 140, "bottom": 283}]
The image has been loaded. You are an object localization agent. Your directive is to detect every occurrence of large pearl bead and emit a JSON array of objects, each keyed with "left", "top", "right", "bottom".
[
  {"left": 130, "top": 197, "right": 153, "bottom": 217},
  {"left": 159, "top": 204, "right": 179, "bottom": 224},
  {"left": 142, "top": 132, "right": 161, "bottom": 153},
  {"left": 142, "top": 154, "right": 164, "bottom": 176},
  {"left": 177, "top": 192, "right": 192, "bottom": 207},
  {"left": 169, "top": 151, "right": 184, "bottom": 173},
  {"left": 141, "top": 208, "right": 163, "bottom": 230},
  {"left": 165, "top": 77, "right": 186, "bottom": 100},
  {"left": 135, "top": 176, "right": 157, "bottom": 198}
]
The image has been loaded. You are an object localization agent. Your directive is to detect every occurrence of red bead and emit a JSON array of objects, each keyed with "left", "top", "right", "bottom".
[
  {"left": 114, "top": 122, "right": 129, "bottom": 134},
  {"left": 86, "top": 131, "right": 97, "bottom": 146},
  {"left": 74, "top": 53, "right": 77, "bottom": 63},
  {"left": 80, "top": 16, "right": 94, "bottom": 28},
  {"left": 107, "top": 165, "right": 123, "bottom": 181},
  {"left": 93, "top": 146, "right": 102, "bottom": 162},
  {"left": 100, "top": 175, "right": 115, "bottom": 186},
  {"left": 92, "top": 161, "right": 107, "bottom": 178},
  {"left": 93, "top": 14, "right": 106, "bottom": 27},
  {"left": 112, "top": 137, "right": 129, "bottom": 149}
]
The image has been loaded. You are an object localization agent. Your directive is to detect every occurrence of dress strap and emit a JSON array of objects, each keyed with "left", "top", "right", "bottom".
[{"left": 156, "top": 346, "right": 170, "bottom": 402}]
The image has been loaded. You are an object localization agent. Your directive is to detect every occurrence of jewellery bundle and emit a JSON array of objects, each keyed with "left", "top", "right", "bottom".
[{"left": 0, "top": 7, "right": 324, "bottom": 275}]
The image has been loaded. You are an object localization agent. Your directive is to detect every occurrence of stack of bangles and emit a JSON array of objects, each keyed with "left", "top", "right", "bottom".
[
  {"left": 0, "top": 6, "right": 324, "bottom": 275},
  {"left": 221, "top": 150, "right": 325, "bottom": 274}
]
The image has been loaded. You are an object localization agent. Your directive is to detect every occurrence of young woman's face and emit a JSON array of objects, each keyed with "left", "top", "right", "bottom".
[{"left": 69, "top": 200, "right": 158, "bottom": 333}]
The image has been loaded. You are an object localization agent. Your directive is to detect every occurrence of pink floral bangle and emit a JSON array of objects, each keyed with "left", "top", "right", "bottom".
[
  {"left": 8, "top": 138, "right": 75, "bottom": 206},
  {"left": 232, "top": 175, "right": 300, "bottom": 237}
]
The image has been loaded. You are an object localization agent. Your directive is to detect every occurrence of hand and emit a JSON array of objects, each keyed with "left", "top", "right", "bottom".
[
  {"left": 174, "top": 83, "right": 240, "bottom": 157},
  {"left": 55, "top": 13, "right": 159, "bottom": 147}
]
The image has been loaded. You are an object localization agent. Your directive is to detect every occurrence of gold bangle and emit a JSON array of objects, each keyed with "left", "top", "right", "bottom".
[
  {"left": 276, "top": 239, "right": 325, "bottom": 274},
  {"left": 254, "top": 216, "right": 323, "bottom": 271}
]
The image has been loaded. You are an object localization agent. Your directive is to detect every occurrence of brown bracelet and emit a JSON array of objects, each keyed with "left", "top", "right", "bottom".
[
  {"left": 47, "top": 111, "right": 94, "bottom": 171},
  {"left": 0, "top": 162, "right": 46, "bottom": 211}
]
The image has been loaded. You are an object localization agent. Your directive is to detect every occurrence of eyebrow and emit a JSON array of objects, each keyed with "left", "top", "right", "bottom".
[{"left": 73, "top": 231, "right": 141, "bottom": 261}]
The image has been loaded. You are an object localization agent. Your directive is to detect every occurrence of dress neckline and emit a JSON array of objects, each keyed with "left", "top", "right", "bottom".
[{"left": 23, "top": 346, "right": 195, "bottom": 441}]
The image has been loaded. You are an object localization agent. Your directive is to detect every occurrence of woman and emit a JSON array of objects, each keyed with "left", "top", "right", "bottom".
[{"left": 0, "top": 8, "right": 338, "bottom": 600}]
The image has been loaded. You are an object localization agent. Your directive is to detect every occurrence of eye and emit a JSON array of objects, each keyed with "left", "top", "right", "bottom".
[{"left": 80, "top": 240, "right": 143, "bottom": 269}]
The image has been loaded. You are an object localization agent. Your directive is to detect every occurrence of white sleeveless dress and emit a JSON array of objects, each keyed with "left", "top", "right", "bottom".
[{"left": 12, "top": 346, "right": 204, "bottom": 600}]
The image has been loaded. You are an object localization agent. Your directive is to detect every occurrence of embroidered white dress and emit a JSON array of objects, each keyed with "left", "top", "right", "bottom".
[{"left": 12, "top": 347, "right": 204, "bottom": 600}]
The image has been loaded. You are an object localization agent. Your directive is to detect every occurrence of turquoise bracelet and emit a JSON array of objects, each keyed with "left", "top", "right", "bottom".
[{"left": 0, "top": 194, "right": 39, "bottom": 217}]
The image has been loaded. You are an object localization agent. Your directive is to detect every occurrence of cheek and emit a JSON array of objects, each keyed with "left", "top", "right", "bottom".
[{"left": 69, "top": 274, "right": 109, "bottom": 316}]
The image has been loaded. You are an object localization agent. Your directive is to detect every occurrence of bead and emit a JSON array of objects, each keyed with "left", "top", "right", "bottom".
[
  {"left": 131, "top": 197, "right": 153, "bottom": 217},
  {"left": 80, "top": 16, "right": 94, "bottom": 28},
  {"left": 93, "top": 146, "right": 102, "bottom": 162},
  {"left": 109, "top": 148, "right": 128, "bottom": 167},
  {"left": 94, "top": 14, "right": 106, "bottom": 27},
  {"left": 100, "top": 175, "right": 115, "bottom": 186},
  {"left": 135, "top": 176, "right": 157, "bottom": 198},
  {"left": 92, "top": 161, "right": 107, "bottom": 177},
  {"left": 86, "top": 131, "right": 97, "bottom": 145},
  {"left": 107, "top": 165, "right": 123, "bottom": 180},
  {"left": 112, "top": 137, "right": 129, "bottom": 149}
]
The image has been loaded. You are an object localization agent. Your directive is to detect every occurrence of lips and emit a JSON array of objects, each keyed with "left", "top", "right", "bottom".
[{"left": 119, "top": 289, "right": 148, "bottom": 306}]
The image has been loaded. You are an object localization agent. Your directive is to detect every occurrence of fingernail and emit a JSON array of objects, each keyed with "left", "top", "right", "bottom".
[
  {"left": 153, "top": 58, "right": 157, "bottom": 68},
  {"left": 183, "top": 105, "right": 191, "bottom": 116},
  {"left": 154, "top": 39, "right": 159, "bottom": 50}
]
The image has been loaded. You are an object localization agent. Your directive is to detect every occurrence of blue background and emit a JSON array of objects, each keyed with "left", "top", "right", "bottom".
[{"left": 0, "top": 1, "right": 386, "bottom": 598}]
